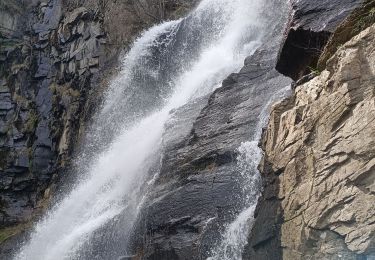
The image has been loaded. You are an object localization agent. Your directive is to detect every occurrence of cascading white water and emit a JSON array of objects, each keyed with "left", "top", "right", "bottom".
[
  {"left": 14, "top": 0, "right": 269, "bottom": 259},
  {"left": 207, "top": 86, "right": 291, "bottom": 260}
]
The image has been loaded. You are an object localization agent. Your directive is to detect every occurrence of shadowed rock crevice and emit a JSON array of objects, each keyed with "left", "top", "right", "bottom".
[
  {"left": 275, "top": 0, "right": 364, "bottom": 81},
  {"left": 276, "top": 28, "right": 330, "bottom": 81}
]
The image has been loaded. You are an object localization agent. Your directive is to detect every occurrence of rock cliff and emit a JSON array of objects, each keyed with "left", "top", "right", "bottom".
[
  {"left": 264, "top": 24, "right": 374, "bottom": 259},
  {"left": 0, "top": 0, "right": 115, "bottom": 244},
  {"left": 246, "top": 1, "right": 375, "bottom": 260},
  {"left": 0, "top": 0, "right": 196, "bottom": 254},
  {"left": 131, "top": 1, "right": 292, "bottom": 258},
  {"left": 0, "top": 0, "right": 374, "bottom": 259}
]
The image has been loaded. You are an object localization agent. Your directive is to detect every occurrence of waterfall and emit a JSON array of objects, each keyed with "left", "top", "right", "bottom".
[
  {"left": 207, "top": 86, "right": 291, "bottom": 260},
  {"left": 13, "top": 0, "right": 271, "bottom": 259}
]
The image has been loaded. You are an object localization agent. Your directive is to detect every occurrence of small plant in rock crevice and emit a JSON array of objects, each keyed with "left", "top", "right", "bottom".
[{"left": 308, "top": 66, "right": 322, "bottom": 76}]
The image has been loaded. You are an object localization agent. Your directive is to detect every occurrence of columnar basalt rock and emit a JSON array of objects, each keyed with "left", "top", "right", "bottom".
[{"left": 255, "top": 24, "right": 375, "bottom": 260}]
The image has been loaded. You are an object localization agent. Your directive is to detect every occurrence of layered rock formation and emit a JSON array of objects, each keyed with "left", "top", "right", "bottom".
[
  {"left": 247, "top": 1, "right": 375, "bottom": 259},
  {"left": 0, "top": 0, "right": 196, "bottom": 253},
  {"left": 260, "top": 23, "right": 374, "bottom": 259},
  {"left": 1, "top": 0, "right": 374, "bottom": 259},
  {"left": 0, "top": 0, "right": 108, "bottom": 235}
]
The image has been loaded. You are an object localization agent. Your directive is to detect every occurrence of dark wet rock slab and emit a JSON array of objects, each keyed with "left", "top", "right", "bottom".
[
  {"left": 291, "top": 0, "right": 365, "bottom": 32},
  {"left": 0, "top": 0, "right": 204, "bottom": 257},
  {"left": 130, "top": 2, "right": 293, "bottom": 258},
  {"left": 134, "top": 40, "right": 292, "bottom": 258},
  {"left": 277, "top": 0, "right": 364, "bottom": 80},
  {"left": 139, "top": 165, "right": 240, "bottom": 259}
]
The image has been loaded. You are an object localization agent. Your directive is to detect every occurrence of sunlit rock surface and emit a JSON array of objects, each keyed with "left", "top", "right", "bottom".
[{"left": 253, "top": 23, "right": 375, "bottom": 260}]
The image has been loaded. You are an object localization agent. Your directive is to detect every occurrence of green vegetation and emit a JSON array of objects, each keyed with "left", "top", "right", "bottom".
[
  {"left": 13, "top": 93, "right": 29, "bottom": 108},
  {"left": 354, "top": 7, "right": 375, "bottom": 33},
  {"left": 0, "top": 227, "right": 17, "bottom": 244},
  {"left": 172, "top": 6, "right": 190, "bottom": 18},
  {"left": 10, "top": 62, "right": 28, "bottom": 74},
  {"left": 307, "top": 66, "right": 321, "bottom": 76},
  {"left": 0, "top": 37, "right": 21, "bottom": 54}
]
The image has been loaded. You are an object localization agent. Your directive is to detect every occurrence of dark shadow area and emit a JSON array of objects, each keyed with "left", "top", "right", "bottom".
[{"left": 276, "top": 28, "right": 330, "bottom": 81}]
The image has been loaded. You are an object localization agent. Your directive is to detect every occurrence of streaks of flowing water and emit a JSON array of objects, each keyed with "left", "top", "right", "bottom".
[
  {"left": 208, "top": 86, "right": 291, "bottom": 260},
  {"left": 15, "top": 0, "right": 266, "bottom": 259}
]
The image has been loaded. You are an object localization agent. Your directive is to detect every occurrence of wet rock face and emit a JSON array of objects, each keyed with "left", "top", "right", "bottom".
[
  {"left": 255, "top": 24, "right": 375, "bottom": 259},
  {"left": 291, "top": 0, "right": 365, "bottom": 32},
  {"left": 132, "top": 8, "right": 293, "bottom": 257},
  {"left": 276, "top": 0, "right": 364, "bottom": 80},
  {"left": 0, "top": 0, "right": 195, "bottom": 245},
  {"left": 135, "top": 61, "right": 291, "bottom": 260},
  {"left": 0, "top": 0, "right": 106, "bottom": 228},
  {"left": 62, "top": 0, "right": 200, "bottom": 64}
]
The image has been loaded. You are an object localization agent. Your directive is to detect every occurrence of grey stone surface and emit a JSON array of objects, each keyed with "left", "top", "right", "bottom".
[
  {"left": 246, "top": 1, "right": 373, "bottom": 260},
  {"left": 0, "top": 1, "right": 202, "bottom": 258},
  {"left": 33, "top": 0, "right": 62, "bottom": 33},
  {"left": 133, "top": 4, "right": 293, "bottom": 256},
  {"left": 291, "top": 0, "right": 365, "bottom": 32}
]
